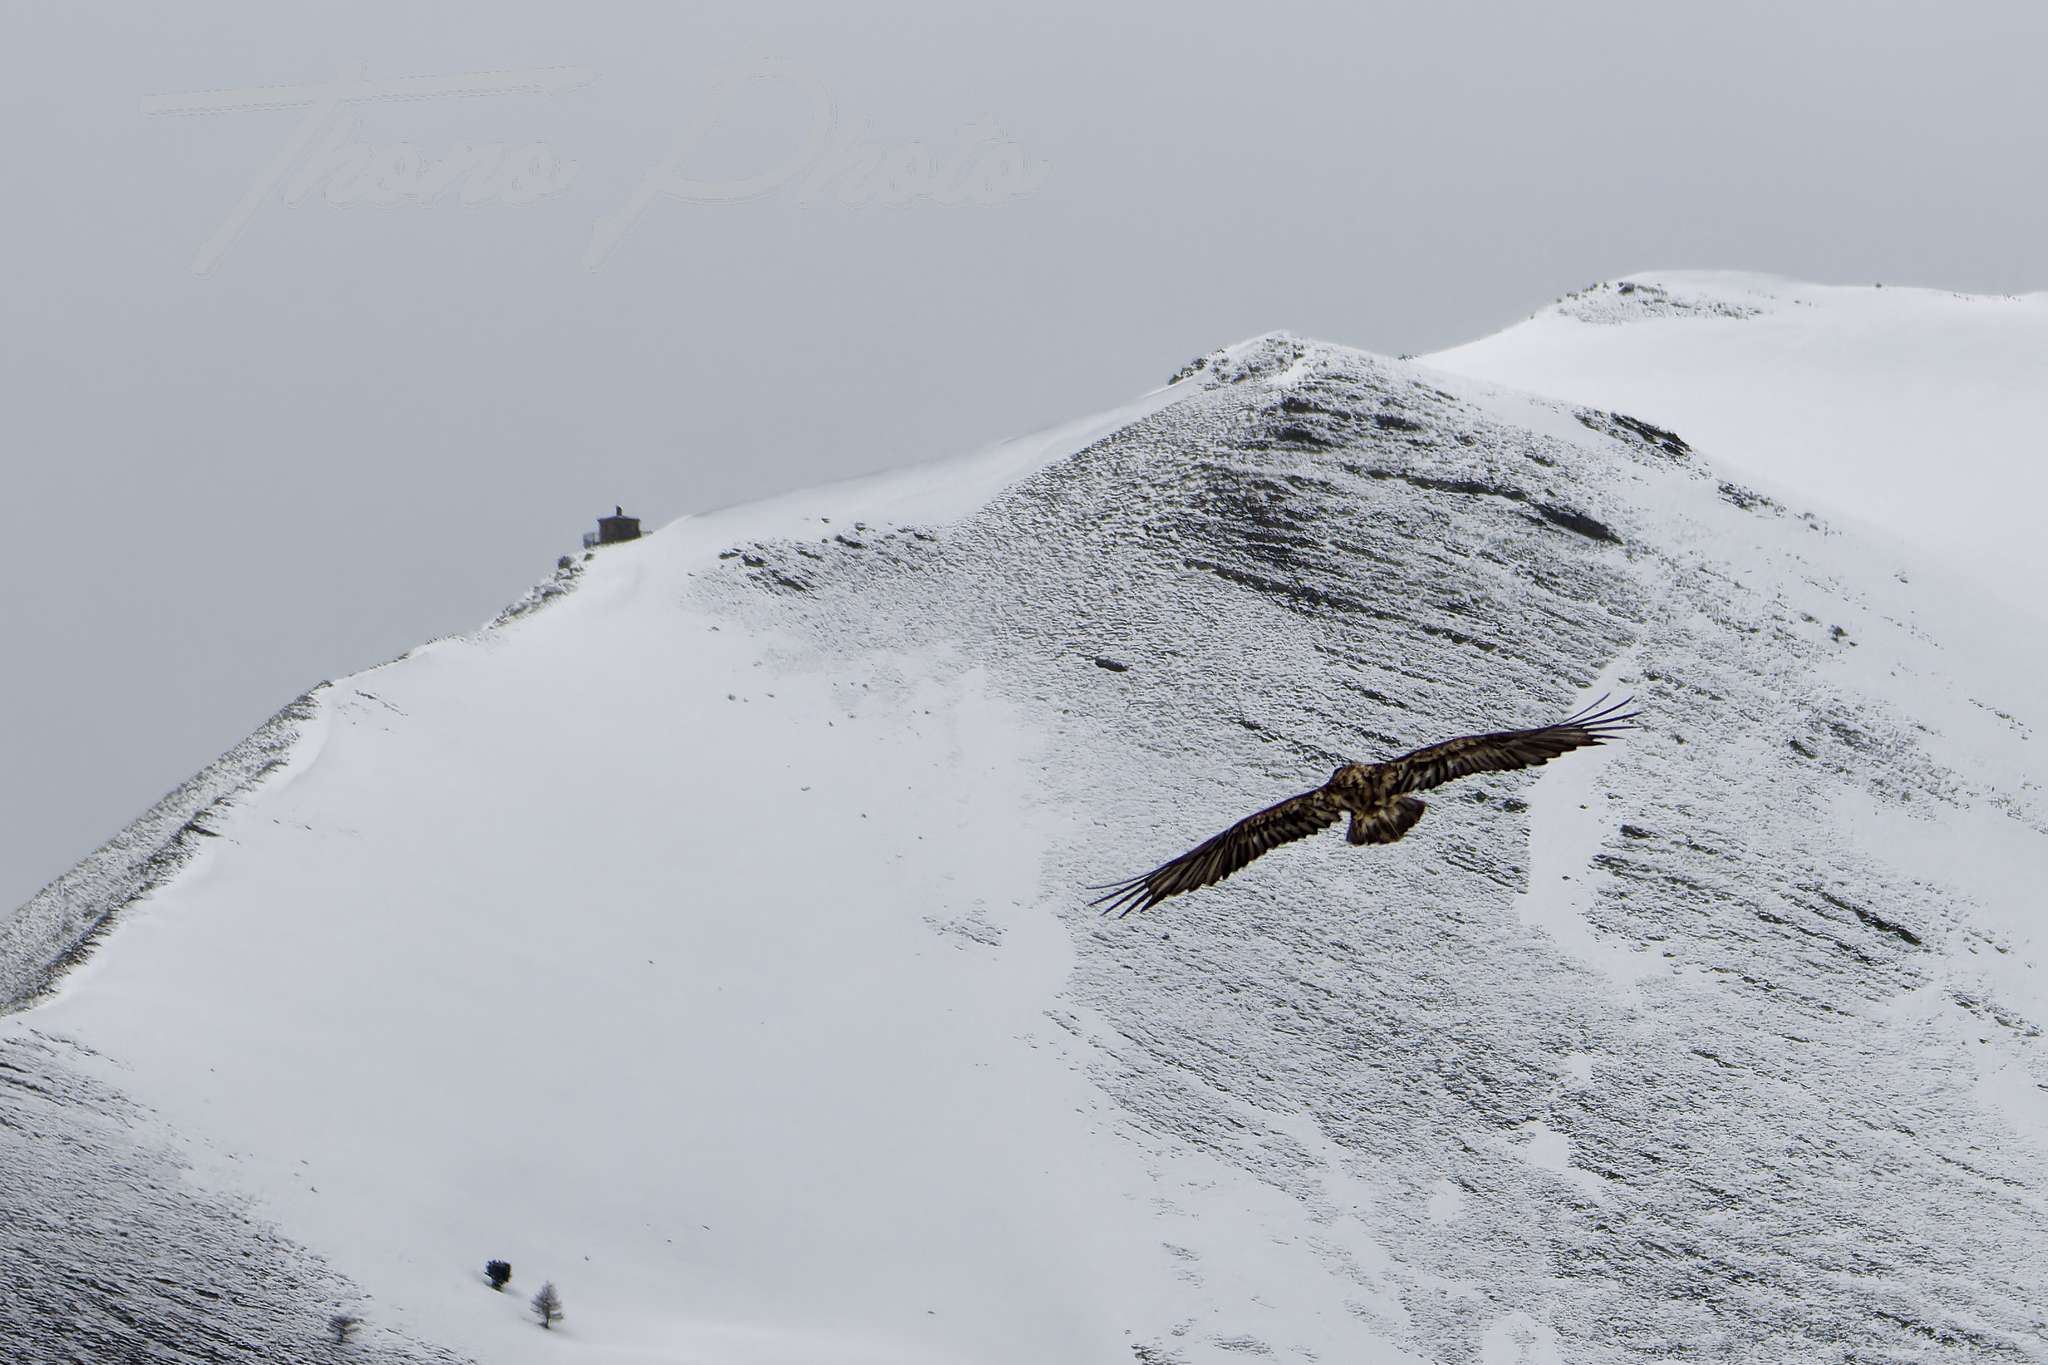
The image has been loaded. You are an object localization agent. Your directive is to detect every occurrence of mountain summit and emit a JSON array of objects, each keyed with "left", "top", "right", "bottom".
[
  {"left": 1428, "top": 270, "right": 2048, "bottom": 609},
  {"left": 6, "top": 316, "right": 2046, "bottom": 1363}
]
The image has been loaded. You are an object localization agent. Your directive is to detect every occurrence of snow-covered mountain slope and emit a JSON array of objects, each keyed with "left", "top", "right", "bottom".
[
  {"left": 6, "top": 326, "right": 2048, "bottom": 1364},
  {"left": 1424, "top": 272, "right": 2048, "bottom": 612}
]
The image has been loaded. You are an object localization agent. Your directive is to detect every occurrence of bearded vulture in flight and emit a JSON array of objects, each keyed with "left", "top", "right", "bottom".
[{"left": 1091, "top": 695, "right": 1638, "bottom": 916}]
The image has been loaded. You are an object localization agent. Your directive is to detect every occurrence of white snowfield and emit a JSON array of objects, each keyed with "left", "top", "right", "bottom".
[
  {"left": 4, "top": 282, "right": 2047, "bottom": 1364},
  {"left": 1425, "top": 271, "right": 2048, "bottom": 615}
]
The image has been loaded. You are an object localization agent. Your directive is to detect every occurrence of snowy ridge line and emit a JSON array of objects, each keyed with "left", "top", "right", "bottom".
[
  {"left": 0, "top": 371, "right": 1164, "bottom": 1016},
  {"left": 0, "top": 375, "right": 1188, "bottom": 1013},
  {"left": 1423, "top": 270, "right": 2048, "bottom": 620},
  {"left": 489, "top": 550, "right": 586, "bottom": 627},
  {"left": 0, "top": 545, "right": 608, "bottom": 1014},
  {"left": 0, "top": 373, "right": 1192, "bottom": 1014},
  {"left": 0, "top": 687, "right": 326, "bottom": 1013}
]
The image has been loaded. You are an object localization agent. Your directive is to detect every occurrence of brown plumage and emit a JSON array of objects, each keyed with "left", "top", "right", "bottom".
[{"left": 1090, "top": 695, "right": 1638, "bottom": 916}]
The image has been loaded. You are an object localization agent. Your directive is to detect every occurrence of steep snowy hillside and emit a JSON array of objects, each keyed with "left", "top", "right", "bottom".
[
  {"left": 1425, "top": 272, "right": 2048, "bottom": 609},
  {"left": 6, "top": 328, "right": 2048, "bottom": 1364}
]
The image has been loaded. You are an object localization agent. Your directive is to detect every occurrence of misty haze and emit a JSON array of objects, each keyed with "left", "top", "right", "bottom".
[{"left": 4, "top": 4, "right": 2046, "bottom": 1363}]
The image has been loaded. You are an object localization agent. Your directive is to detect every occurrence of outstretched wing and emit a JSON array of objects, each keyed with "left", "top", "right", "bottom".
[
  {"left": 1376, "top": 694, "right": 1639, "bottom": 795},
  {"left": 1090, "top": 788, "right": 1340, "bottom": 917}
]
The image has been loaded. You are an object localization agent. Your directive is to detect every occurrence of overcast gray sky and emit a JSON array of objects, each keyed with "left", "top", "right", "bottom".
[{"left": 3, "top": 0, "right": 2044, "bottom": 913}]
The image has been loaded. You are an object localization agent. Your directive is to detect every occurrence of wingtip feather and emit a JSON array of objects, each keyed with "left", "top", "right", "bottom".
[{"left": 1562, "top": 693, "right": 1640, "bottom": 732}]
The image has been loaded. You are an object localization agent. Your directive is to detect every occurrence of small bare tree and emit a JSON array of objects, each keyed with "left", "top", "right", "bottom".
[
  {"left": 530, "top": 1281, "right": 563, "bottom": 1330},
  {"left": 327, "top": 1313, "right": 362, "bottom": 1345}
]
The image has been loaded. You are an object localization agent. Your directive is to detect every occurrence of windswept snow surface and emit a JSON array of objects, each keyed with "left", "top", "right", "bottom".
[
  {"left": 8, "top": 324, "right": 2048, "bottom": 1363},
  {"left": 1424, "top": 272, "right": 2048, "bottom": 613}
]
